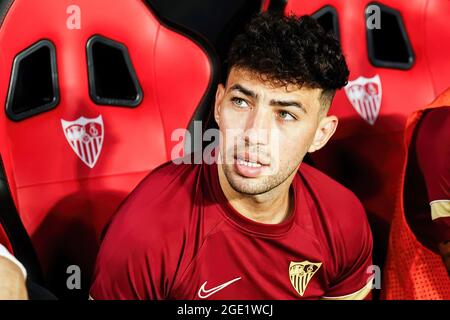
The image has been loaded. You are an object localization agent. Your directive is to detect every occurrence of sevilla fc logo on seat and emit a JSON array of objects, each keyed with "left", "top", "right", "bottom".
[
  {"left": 61, "top": 115, "right": 104, "bottom": 168},
  {"left": 289, "top": 261, "right": 322, "bottom": 297},
  {"left": 344, "top": 75, "right": 382, "bottom": 125}
]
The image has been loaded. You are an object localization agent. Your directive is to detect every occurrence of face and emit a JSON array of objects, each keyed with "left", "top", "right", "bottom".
[{"left": 214, "top": 67, "right": 338, "bottom": 195}]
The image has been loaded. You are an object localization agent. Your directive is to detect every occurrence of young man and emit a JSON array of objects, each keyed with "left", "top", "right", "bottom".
[{"left": 90, "top": 13, "right": 373, "bottom": 300}]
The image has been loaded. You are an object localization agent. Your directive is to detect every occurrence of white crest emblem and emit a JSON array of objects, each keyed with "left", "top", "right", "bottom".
[
  {"left": 61, "top": 115, "right": 104, "bottom": 168},
  {"left": 344, "top": 75, "right": 382, "bottom": 125}
]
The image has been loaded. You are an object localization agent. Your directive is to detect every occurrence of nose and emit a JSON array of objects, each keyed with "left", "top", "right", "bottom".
[{"left": 244, "top": 106, "right": 271, "bottom": 146}]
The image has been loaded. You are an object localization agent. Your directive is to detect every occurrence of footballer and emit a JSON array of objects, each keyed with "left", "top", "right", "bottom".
[{"left": 90, "top": 13, "right": 373, "bottom": 300}]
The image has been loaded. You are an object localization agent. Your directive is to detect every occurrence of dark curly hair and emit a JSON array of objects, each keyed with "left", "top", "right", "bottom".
[{"left": 227, "top": 13, "right": 349, "bottom": 106}]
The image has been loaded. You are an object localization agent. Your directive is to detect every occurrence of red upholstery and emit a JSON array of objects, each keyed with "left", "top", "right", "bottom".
[
  {"left": 0, "top": 223, "right": 12, "bottom": 253},
  {"left": 0, "top": 0, "right": 213, "bottom": 294},
  {"left": 286, "top": 0, "right": 450, "bottom": 274},
  {"left": 286, "top": 0, "right": 450, "bottom": 135},
  {"left": 262, "top": 0, "right": 271, "bottom": 11}
]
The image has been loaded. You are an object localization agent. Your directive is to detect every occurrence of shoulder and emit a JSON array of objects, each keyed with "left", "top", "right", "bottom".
[
  {"left": 299, "top": 163, "right": 366, "bottom": 219},
  {"left": 106, "top": 160, "right": 202, "bottom": 243},
  {"left": 91, "top": 160, "right": 204, "bottom": 298},
  {"left": 298, "top": 163, "right": 372, "bottom": 254},
  {"left": 298, "top": 164, "right": 373, "bottom": 294}
]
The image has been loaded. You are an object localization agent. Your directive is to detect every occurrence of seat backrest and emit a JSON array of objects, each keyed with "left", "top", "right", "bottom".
[
  {"left": 285, "top": 0, "right": 450, "bottom": 294},
  {"left": 270, "top": 0, "right": 450, "bottom": 140},
  {"left": 286, "top": 0, "right": 450, "bottom": 137},
  {"left": 0, "top": 0, "right": 216, "bottom": 298}
]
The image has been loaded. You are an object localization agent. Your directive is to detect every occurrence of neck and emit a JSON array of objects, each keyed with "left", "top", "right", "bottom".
[{"left": 217, "top": 164, "right": 296, "bottom": 224}]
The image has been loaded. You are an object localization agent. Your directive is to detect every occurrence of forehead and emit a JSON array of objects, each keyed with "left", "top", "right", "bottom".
[{"left": 225, "top": 67, "right": 323, "bottom": 101}]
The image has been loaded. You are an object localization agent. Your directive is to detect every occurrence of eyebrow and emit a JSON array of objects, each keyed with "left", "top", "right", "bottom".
[
  {"left": 229, "top": 84, "right": 307, "bottom": 114},
  {"left": 269, "top": 99, "right": 307, "bottom": 114},
  {"left": 229, "top": 84, "right": 257, "bottom": 99}
]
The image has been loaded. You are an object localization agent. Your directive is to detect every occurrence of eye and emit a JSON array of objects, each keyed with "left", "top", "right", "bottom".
[
  {"left": 231, "top": 97, "right": 249, "bottom": 108},
  {"left": 278, "top": 110, "right": 296, "bottom": 121}
]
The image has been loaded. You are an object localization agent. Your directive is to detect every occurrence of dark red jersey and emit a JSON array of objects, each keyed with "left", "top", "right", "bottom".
[
  {"left": 415, "top": 107, "right": 450, "bottom": 243},
  {"left": 90, "top": 161, "right": 373, "bottom": 300}
]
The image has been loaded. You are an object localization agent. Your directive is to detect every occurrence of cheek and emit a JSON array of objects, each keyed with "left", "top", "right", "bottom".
[
  {"left": 218, "top": 112, "right": 242, "bottom": 151},
  {"left": 219, "top": 107, "right": 248, "bottom": 140},
  {"left": 279, "top": 137, "right": 305, "bottom": 158},
  {"left": 220, "top": 105, "right": 247, "bottom": 128},
  {"left": 276, "top": 125, "right": 316, "bottom": 158}
]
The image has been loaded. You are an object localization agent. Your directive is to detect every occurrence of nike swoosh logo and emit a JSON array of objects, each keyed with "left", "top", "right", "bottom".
[{"left": 197, "top": 277, "right": 242, "bottom": 299}]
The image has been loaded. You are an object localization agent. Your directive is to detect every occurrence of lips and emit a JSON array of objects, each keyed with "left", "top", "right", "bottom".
[
  {"left": 236, "top": 151, "right": 270, "bottom": 165},
  {"left": 233, "top": 154, "right": 270, "bottom": 178},
  {"left": 236, "top": 157, "right": 262, "bottom": 168}
]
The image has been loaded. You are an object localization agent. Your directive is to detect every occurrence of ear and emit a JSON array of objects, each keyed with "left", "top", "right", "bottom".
[
  {"left": 214, "top": 84, "right": 225, "bottom": 125},
  {"left": 307, "top": 115, "right": 338, "bottom": 153}
]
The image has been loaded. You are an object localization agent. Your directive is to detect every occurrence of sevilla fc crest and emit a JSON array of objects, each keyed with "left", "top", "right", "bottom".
[
  {"left": 61, "top": 115, "right": 104, "bottom": 168},
  {"left": 289, "top": 261, "right": 322, "bottom": 297},
  {"left": 344, "top": 75, "right": 382, "bottom": 125}
]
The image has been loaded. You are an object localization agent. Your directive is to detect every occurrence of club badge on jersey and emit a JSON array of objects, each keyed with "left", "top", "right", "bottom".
[
  {"left": 61, "top": 115, "right": 104, "bottom": 168},
  {"left": 289, "top": 261, "right": 322, "bottom": 297},
  {"left": 344, "top": 75, "right": 382, "bottom": 125}
]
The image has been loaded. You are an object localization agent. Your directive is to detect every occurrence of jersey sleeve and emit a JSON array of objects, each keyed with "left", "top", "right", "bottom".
[
  {"left": 322, "top": 195, "right": 374, "bottom": 300},
  {"left": 431, "top": 201, "right": 450, "bottom": 243},
  {"left": 89, "top": 163, "right": 189, "bottom": 300},
  {"left": 89, "top": 198, "right": 166, "bottom": 299},
  {"left": 415, "top": 107, "right": 450, "bottom": 244}
]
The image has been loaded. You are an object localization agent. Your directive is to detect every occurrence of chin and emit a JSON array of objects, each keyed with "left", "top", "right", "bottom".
[{"left": 227, "top": 171, "right": 274, "bottom": 195}]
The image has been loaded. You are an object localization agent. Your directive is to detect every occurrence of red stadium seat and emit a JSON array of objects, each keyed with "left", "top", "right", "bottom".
[
  {"left": 0, "top": 0, "right": 218, "bottom": 297},
  {"left": 284, "top": 0, "right": 450, "bottom": 296}
]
